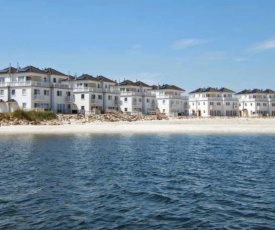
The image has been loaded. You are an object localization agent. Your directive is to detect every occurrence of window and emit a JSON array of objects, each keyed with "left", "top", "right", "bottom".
[
  {"left": 226, "top": 102, "right": 230, "bottom": 106},
  {"left": 81, "top": 106, "right": 85, "bottom": 110},
  {"left": 124, "top": 108, "right": 128, "bottom": 112},
  {"left": 18, "top": 76, "right": 24, "bottom": 82},
  {"left": 81, "top": 94, "right": 85, "bottom": 99},
  {"left": 22, "top": 89, "right": 26, "bottom": 95},
  {"left": 44, "top": 77, "right": 47, "bottom": 82},
  {"left": 257, "top": 103, "right": 260, "bottom": 106},
  {"left": 272, "top": 103, "right": 275, "bottom": 107},
  {"left": 203, "top": 102, "right": 205, "bottom": 105},
  {"left": 245, "top": 103, "right": 247, "bottom": 106},
  {"left": 124, "top": 98, "right": 128, "bottom": 102},
  {"left": 11, "top": 89, "right": 15, "bottom": 96},
  {"left": 0, "top": 78, "right": 5, "bottom": 82},
  {"left": 163, "top": 109, "right": 165, "bottom": 113},
  {"left": 34, "top": 89, "right": 40, "bottom": 95},
  {"left": 57, "top": 91, "right": 62, "bottom": 96},
  {"left": 147, "top": 99, "right": 150, "bottom": 103},
  {"left": 98, "top": 95, "right": 102, "bottom": 100},
  {"left": 217, "top": 102, "right": 221, "bottom": 106},
  {"left": 163, "top": 100, "right": 166, "bottom": 104},
  {"left": 53, "top": 78, "right": 56, "bottom": 83},
  {"left": 44, "top": 90, "right": 49, "bottom": 96},
  {"left": 263, "top": 103, "right": 267, "bottom": 106},
  {"left": 250, "top": 103, "right": 253, "bottom": 106},
  {"left": 91, "top": 94, "right": 95, "bottom": 99},
  {"left": 0, "top": 90, "right": 4, "bottom": 96},
  {"left": 67, "top": 91, "right": 71, "bottom": 96},
  {"left": 108, "top": 95, "right": 112, "bottom": 100},
  {"left": 210, "top": 102, "right": 214, "bottom": 105},
  {"left": 115, "top": 96, "right": 118, "bottom": 100},
  {"left": 139, "top": 98, "right": 142, "bottom": 102},
  {"left": 22, "top": 103, "right": 26, "bottom": 109},
  {"left": 198, "top": 102, "right": 200, "bottom": 105}
]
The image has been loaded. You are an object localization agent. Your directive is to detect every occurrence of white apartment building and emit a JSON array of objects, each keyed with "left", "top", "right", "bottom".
[
  {"left": 189, "top": 87, "right": 238, "bottom": 117},
  {"left": 0, "top": 66, "right": 73, "bottom": 113},
  {"left": 117, "top": 80, "right": 156, "bottom": 115},
  {"left": 150, "top": 84, "right": 188, "bottom": 116},
  {"left": 72, "top": 74, "right": 120, "bottom": 115},
  {"left": 236, "top": 89, "right": 275, "bottom": 117}
]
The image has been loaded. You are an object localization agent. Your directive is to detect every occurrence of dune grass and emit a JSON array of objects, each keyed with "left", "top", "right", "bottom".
[{"left": 0, "top": 110, "right": 56, "bottom": 121}]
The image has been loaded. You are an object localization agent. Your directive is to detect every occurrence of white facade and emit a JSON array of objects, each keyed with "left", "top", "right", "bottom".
[
  {"left": 0, "top": 66, "right": 73, "bottom": 114},
  {"left": 237, "top": 89, "right": 275, "bottom": 117},
  {"left": 117, "top": 80, "right": 156, "bottom": 115},
  {"left": 188, "top": 87, "right": 239, "bottom": 117},
  {"left": 150, "top": 85, "right": 188, "bottom": 116},
  {"left": 72, "top": 74, "right": 120, "bottom": 115}
]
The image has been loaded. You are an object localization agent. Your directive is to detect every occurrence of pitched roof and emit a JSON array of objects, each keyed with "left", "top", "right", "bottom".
[
  {"left": 135, "top": 81, "right": 151, "bottom": 87},
  {"left": 95, "top": 75, "right": 116, "bottom": 83},
  {"left": 219, "top": 87, "right": 235, "bottom": 93},
  {"left": 236, "top": 88, "right": 275, "bottom": 95},
  {"left": 189, "top": 87, "right": 220, "bottom": 94},
  {"left": 76, "top": 74, "right": 97, "bottom": 81},
  {"left": 117, "top": 80, "right": 137, "bottom": 86},
  {"left": 151, "top": 84, "right": 185, "bottom": 91},
  {"left": 0, "top": 67, "right": 17, "bottom": 74},
  {"left": 44, "top": 68, "right": 67, "bottom": 76},
  {"left": 264, "top": 89, "right": 275, "bottom": 94},
  {"left": 189, "top": 87, "right": 235, "bottom": 94},
  {"left": 17, "top": 66, "right": 46, "bottom": 75}
]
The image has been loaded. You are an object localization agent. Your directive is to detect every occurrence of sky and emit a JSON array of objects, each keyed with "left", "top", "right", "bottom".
[{"left": 1, "top": 0, "right": 275, "bottom": 93}]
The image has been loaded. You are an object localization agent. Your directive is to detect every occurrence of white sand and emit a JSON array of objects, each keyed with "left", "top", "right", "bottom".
[{"left": 1, "top": 118, "right": 275, "bottom": 135}]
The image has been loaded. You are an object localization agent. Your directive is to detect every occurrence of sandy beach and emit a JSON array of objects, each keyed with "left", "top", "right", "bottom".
[{"left": 0, "top": 117, "right": 275, "bottom": 135}]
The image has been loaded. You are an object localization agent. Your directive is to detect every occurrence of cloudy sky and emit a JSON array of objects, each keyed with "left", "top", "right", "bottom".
[{"left": 1, "top": 0, "right": 275, "bottom": 92}]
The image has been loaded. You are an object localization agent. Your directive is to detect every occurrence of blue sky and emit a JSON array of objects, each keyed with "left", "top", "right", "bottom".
[{"left": 1, "top": 0, "right": 275, "bottom": 92}]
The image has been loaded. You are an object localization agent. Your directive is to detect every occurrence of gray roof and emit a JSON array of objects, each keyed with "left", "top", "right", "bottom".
[
  {"left": 96, "top": 75, "right": 116, "bottom": 83},
  {"left": 236, "top": 88, "right": 275, "bottom": 95},
  {"left": 76, "top": 74, "right": 97, "bottom": 81},
  {"left": 44, "top": 68, "right": 67, "bottom": 76},
  {"left": 0, "top": 67, "right": 17, "bottom": 74},
  {"left": 17, "top": 66, "right": 46, "bottom": 74},
  {"left": 189, "top": 87, "right": 220, "bottom": 94},
  {"left": 117, "top": 80, "right": 137, "bottom": 86},
  {"left": 151, "top": 84, "right": 185, "bottom": 91}
]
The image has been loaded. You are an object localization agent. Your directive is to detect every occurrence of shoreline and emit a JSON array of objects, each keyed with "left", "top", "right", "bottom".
[{"left": 1, "top": 118, "right": 275, "bottom": 135}]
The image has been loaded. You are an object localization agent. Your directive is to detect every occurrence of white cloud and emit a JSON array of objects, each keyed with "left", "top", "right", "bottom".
[
  {"left": 172, "top": 39, "right": 207, "bottom": 50},
  {"left": 249, "top": 39, "right": 275, "bottom": 52}
]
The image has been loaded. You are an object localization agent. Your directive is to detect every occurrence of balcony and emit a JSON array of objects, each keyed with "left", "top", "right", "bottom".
[
  {"left": 73, "top": 87, "right": 103, "bottom": 93},
  {"left": 34, "top": 95, "right": 44, "bottom": 101},
  {"left": 103, "top": 88, "right": 120, "bottom": 94},
  {"left": 66, "top": 96, "right": 75, "bottom": 102},
  {"left": 156, "top": 95, "right": 188, "bottom": 100},
  {"left": 91, "top": 99, "right": 102, "bottom": 105},
  {"left": 53, "top": 83, "right": 73, "bottom": 89},
  {"left": 120, "top": 91, "right": 143, "bottom": 96}
]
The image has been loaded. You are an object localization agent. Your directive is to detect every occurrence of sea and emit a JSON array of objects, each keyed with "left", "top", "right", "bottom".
[{"left": 0, "top": 134, "right": 274, "bottom": 229}]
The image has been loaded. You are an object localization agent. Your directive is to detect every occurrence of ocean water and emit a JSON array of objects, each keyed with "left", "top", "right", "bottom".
[{"left": 0, "top": 134, "right": 274, "bottom": 229}]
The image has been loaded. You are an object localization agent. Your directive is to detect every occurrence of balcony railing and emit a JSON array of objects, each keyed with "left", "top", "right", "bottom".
[
  {"left": 34, "top": 95, "right": 44, "bottom": 101},
  {"left": 103, "top": 88, "right": 121, "bottom": 94},
  {"left": 73, "top": 87, "right": 103, "bottom": 93},
  {"left": 91, "top": 99, "right": 102, "bottom": 105},
  {"left": 120, "top": 91, "right": 143, "bottom": 96},
  {"left": 65, "top": 96, "right": 75, "bottom": 102},
  {"left": 0, "top": 81, "right": 72, "bottom": 88},
  {"left": 156, "top": 95, "right": 188, "bottom": 100}
]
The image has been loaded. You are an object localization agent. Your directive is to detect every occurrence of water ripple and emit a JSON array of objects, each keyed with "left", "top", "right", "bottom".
[{"left": 0, "top": 134, "right": 275, "bottom": 229}]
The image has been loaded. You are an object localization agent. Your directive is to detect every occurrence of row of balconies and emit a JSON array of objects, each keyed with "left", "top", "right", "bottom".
[{"left": 0, "top": 81, "right": 73, "bottom": 89}]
